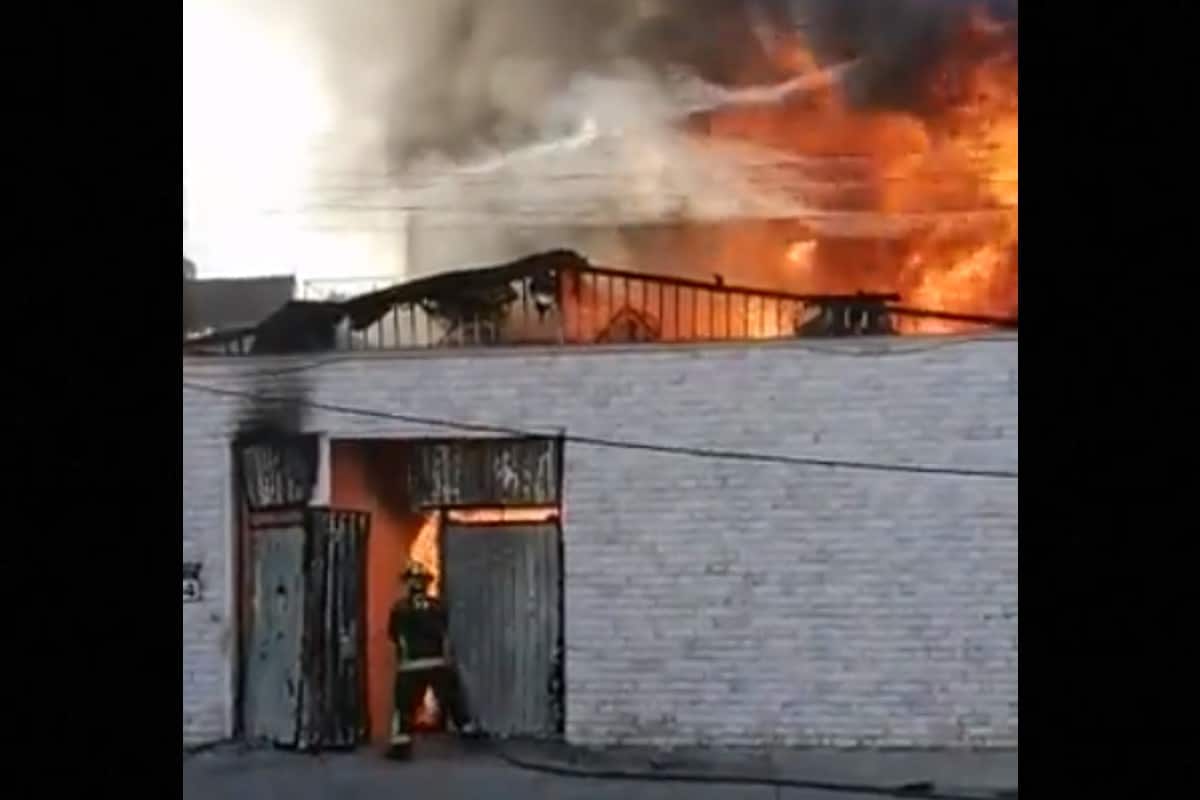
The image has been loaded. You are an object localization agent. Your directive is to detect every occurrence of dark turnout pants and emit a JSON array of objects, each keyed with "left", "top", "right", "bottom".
[{"left": 394, "top": 663, "right": 471, "bottom": 735}]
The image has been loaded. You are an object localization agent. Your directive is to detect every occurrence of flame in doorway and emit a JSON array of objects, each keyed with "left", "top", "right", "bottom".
[{"left": 408, "top": 511, "right": 442, "bottom": 729}]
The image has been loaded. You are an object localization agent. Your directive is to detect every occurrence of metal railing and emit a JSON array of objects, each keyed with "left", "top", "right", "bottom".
[
  {"left": 337, "top": 265, "right": 904, "bottom": 352},
  {"left": 184, "top": 262, "right": 1016, "bottom": 357}
]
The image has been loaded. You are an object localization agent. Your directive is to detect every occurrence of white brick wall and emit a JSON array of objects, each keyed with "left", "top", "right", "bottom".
[{"left": 182, "top": 336, "right": 1018, "bottom": 747}]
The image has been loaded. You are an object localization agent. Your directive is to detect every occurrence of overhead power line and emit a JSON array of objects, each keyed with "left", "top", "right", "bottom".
[
  {"left": 261, "top": 203, "right": 1018, "bottom": 217},
  {"left": 181, "top": 380, "right": 1017, "bottom": 481}
]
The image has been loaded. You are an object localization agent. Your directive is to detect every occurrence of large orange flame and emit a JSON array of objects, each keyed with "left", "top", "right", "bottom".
[
  {"left": 408, "top": 512, "right": 441, "bottom": 729},
  {"left": 701, "top": 2, "right": 1017, "bottom": 332}
]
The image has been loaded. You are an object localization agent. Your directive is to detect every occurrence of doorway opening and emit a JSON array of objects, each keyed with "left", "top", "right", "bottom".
[{"left": 328, "top": 437, "right": 565, "bottom": 744}]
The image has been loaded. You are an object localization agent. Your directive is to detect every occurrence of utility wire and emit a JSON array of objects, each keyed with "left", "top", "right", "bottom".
[
  {"left": 261, "top": 203, "right": 1017, "bottom": 217},
  {"left": 181, "top": 380, "right": 1017, "bottom": 480},
  {"left": 497, "top": 745, "right": 1011, "bottom": 800},
  {"left": 295, "top": 176, "right": 1020, "bottom": 195}
]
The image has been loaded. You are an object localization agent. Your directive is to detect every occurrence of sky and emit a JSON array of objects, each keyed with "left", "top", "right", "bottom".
[{"left": 183, "top": 0, "right": 405, "bottom": 285}]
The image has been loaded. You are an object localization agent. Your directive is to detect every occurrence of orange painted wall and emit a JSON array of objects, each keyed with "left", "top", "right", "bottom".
[{"left": 330, "top": 440, "right": 427, "bottom": 745}]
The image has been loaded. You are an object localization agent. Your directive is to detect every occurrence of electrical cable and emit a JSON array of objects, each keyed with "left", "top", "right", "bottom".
[
  {"left": 182, "top": 734, "right": 1014, "bottom": 799},
  {"left": 494, "top": 744, "right": 1015, "bottom": 800},
  {"left": 181, "top": 380, "right": 1017, "bottom": 480},
  {"left": 295, "top": 175, "right": 1020, "bottom": 197},
  {"left": 261, "top": 203, "right": 1017, "bottom": 218}
]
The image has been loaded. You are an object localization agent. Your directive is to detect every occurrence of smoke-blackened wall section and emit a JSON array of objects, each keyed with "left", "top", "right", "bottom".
[{"left": 235, "top": 372, "right": 310, "bottom": 439}]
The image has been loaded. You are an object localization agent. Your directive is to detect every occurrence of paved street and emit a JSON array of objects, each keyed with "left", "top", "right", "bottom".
[{"left": 183, "top": 745, "right": 886, "bottom": 800}]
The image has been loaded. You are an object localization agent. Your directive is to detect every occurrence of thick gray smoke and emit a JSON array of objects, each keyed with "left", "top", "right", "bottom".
[
  {"left": 301, "top": 0, "right": 1015, "bottom": 167},
  {"left": 270, "top": 0, "right": 791, "bottom": 272},
  {"left": 212, "top": 0, "right": 1015, "bottom": 278},
  {"left": 305, "top": 0, "right": 790, "bottom": 168}
]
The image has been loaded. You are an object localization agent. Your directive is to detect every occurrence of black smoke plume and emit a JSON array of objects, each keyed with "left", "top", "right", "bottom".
[
  {"left": 299, "top": 0, "right": 1017, "bottom": 168},
  {"left": 762, "top": 0, "right": 1017, "bottom": 111}
]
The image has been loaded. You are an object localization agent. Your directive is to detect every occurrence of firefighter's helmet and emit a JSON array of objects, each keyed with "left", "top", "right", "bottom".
[{"left": 402, "top": 560, "right": 433, "bottom": 588}]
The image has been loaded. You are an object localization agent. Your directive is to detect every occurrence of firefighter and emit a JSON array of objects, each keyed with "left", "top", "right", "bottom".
[{"left": 387, "top": 561, "right": 477, "bottom": 753}]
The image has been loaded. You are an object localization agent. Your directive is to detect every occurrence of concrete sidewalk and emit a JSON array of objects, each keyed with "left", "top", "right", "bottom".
[
  {"left": 183, "top": 745, "right": 867, "bottom": 800},
  {"left": 502, "top": 741, "right": 1017, "bottom": 796},
  {"left": 183, "top": 739, "right": 1016, "bottom": 800}
]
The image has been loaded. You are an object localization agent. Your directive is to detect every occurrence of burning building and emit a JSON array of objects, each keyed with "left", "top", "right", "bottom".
[
  {"left": 183, "top": 318, "right": 1017, "bottom": 749},
  {"left": 280, "top": 0, "right": 1017, "bottom": 339},
  {"left": 182, "top": 0, "right": 1016, "bottom": 752}
]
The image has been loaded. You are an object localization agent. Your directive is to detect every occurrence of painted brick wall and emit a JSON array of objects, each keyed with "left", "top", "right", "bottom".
[{"left": 182, "top": 336, "right": 1018, "bottom": 747}]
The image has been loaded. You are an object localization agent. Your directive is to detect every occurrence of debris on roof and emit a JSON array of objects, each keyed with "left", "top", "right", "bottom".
[
  {"left": 181, "top": 248, "right": 1014, "bottom": 357},
  {"left": 339, "top": 250, "right": 588, "bottom": 330}
]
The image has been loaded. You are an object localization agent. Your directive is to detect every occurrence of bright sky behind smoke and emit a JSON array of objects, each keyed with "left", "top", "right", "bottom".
[{"left": 183, "top": 0, "right": 402, "bottom": 284}]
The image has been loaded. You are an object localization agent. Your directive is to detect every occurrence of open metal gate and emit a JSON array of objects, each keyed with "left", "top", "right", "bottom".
[
  {"left": 298, "top": 509, "right": 370, "bottom": 750},
  {"left": 442, "top": 521, "right": 562, "bottom": 738},
  {"left": 243, "top": 508, "right": 370, "bottom": 751}
]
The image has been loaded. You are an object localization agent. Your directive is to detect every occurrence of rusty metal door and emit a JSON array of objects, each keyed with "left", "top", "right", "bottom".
[
  {"left": 243, "top": 510, "right": 370, "bottom": 751},
  {"left": 245, "top": 525, "right": 307, "bottom": 746},
  {"left": 443, "top": 522, "right": 562, "bottom": 738},
  {"left": 297, "top": 508, "right": 370, "bottom": 750}
]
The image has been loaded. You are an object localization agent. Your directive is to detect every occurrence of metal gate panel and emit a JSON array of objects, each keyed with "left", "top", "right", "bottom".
[
  {"left": 443, "top": 522, "right": 561, "bottom": 738},
  {"left": 298, "top": 508, "right": 371, "bottom": 751},
  {"left": 236, "top": 434, "right": 319, "bottom": 511},
  {"left": 244, "top": 525, "right": 306, "bottom": 746},
  {"left": 408, "top": 438, "right": 561, "bottom": 509}
]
